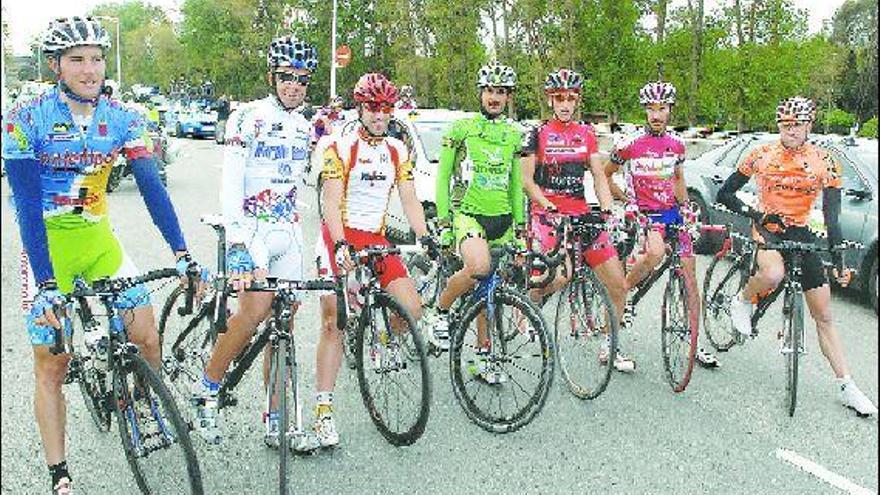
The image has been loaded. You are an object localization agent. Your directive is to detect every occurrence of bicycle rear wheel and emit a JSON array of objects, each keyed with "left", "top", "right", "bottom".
[
  {"left": 702, "top": 254, "right": 748, "bottom": 351},
  {"left": 112, "top": 352, "right": 203, "bottom": 494},
  {"left": 355, "top": 291, "right": 431, "bottom": 446},
  {"left": 784, "top": 291, "right": 803, "bottom": 417},
  {"left": 661, "top": 268, "right": 698, "bottom": 393},
  {"left": 78, "top": 362, "right": 112, "bottom": 432},
  {"left": 554, "top": 270, "right": 618, "bottom": 400},
  {"left": 450, "top": 287, "right": 553, "bottom": 433}
]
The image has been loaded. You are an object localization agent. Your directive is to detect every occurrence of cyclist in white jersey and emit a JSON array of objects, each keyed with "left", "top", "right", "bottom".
[{"left": 191, "top": 35, "right": 318, "bottom": 446}]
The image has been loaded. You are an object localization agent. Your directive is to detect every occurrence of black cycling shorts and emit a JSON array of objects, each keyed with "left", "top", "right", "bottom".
[{"left": 757, "top": 225, "right": 828, "bottom": 292}]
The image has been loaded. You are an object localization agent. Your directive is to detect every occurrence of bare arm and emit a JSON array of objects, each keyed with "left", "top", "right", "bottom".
[
  {"left": 605, "top": 160, "right": 627, "bottom": 202},
  {"left": 673, "top": 165, "right": 689, "bottom": 205},
  {"left": 322, "top": 178, "right": 346, "bottom": 244},
  {"left": 521, "top": 154, "right": 554, "bottom": 209},
  {"left": 589, "top": 152, "right": 614, "bottom": 210},
  {"left": 398, "top": 180, "right": 429, "bottom": 238}
]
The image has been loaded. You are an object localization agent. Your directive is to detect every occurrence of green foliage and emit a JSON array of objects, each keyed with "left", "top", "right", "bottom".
[
  {"left": 822, "top": 108, "right": 857, "bottom": 128},
  {"left": 858, "top": 116, "right": 878, "bottom": 138},
  {"left": 34, "top": 0, "right": 863, "bottom": 130}
]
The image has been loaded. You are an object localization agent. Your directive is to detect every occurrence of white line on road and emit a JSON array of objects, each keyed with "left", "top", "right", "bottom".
[{"left": 775, "top": 448, "right": 876, "bottom": 495}]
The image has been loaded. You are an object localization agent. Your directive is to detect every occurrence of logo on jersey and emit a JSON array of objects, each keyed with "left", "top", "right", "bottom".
[
  {"left": 361, "top": 170, "right": 388, "bottom": 186},
  {"left": 52, "top": 122, "right": 70, "bottom": 133},
  {"left": 254, "top": 141, "right": 287, "bottom": 160},
  {"left": 98, "top": 122, "right": 108, "bottom": 137},
  {"left": 6, "top": 123, "right": 29, "bottom": 150}
]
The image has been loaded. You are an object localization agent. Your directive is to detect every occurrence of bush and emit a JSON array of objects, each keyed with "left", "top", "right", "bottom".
[
  {"left": 858, "top": 116, "right": 878, "bottom": 138},
  {"left": 821, "top": 108, "right": 857, "bottom": 133}
]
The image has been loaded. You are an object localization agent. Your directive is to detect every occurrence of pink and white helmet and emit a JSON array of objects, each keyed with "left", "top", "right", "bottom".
[{"left": 638, "top": 80, "right": 677, "bottom": 106}]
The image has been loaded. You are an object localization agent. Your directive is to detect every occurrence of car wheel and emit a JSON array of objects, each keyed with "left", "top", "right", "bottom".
[
  {"left": 688, "top": 191, "right": 718, "bottom": 255},
  {"left": 868, "top": 254, "right": 878, "bottom": 315}
]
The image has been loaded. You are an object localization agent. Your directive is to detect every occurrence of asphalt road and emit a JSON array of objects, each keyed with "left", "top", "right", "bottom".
[{"left": 1, "top": 138, "right": 877, "bottom": 494}]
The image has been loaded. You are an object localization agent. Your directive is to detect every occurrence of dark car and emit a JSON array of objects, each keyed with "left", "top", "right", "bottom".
[{"left": 684, "top": 134, "right": 878, "bottom": 312}]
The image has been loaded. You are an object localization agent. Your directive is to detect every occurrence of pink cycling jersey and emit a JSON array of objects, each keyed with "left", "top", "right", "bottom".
[{"left": 610, "top": 129, "right": 685, "bottom": 212}]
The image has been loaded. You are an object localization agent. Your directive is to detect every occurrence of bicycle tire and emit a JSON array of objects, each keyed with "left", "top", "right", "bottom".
[
  {"left": 702, "top": 255, "right": 747, "bottom": 352},
  {"left": 449, "top": 287, "right": 553, "bottom": 433},
  {"left": 112, "top": 352, "right": 204, "bottom": 494},
  {"left": 355, "top": 291, "right": 431, "bottom": 446},
  {"left": 157, "top": 285, "right": 217, "bottom": 414},
  {"left": 276, "top": 337, "right": 291, "bottom": 494},
  {"left": 554, "top": 269, "right": 618, "bottom": 400},
  {"left": 79, "top": 365, "right": 112, "bottom": 432},
  {"left": 784, "top": 290, "right": 802, "bottom": 417},
  {"left": 661, "top": 268, "right": 698, "bottom": 393}
]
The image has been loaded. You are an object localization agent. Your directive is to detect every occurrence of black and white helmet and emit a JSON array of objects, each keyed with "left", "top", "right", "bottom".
[
  {"left": 42, "top": 17, "right": 111, "bottom": 56},
  {"left": 477, "top": 63, "right": 517, "bottom": 88},
  {"left": 776, "top": 96, "right": 816, "bottom": 124},
  {"left": 266, "top": 36, "right": 318, "bottom": 71},
  {"left": 638, "top": 80, "right": 677, "bottom": 106}
]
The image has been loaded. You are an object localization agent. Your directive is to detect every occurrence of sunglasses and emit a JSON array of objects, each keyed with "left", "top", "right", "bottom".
[
  {"left": 363, "top": 101, "right": 394, "bottom": 114},
  {"left": 275, "top": 72, "right": 311, "bottom": 85},
  {"left": 552, "top": 93, "right": 579, "bottom": 103}
]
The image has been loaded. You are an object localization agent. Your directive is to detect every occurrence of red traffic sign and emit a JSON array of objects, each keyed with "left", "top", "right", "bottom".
[{"left": 335, "top": 45, "right": 352, "bottom": 67}]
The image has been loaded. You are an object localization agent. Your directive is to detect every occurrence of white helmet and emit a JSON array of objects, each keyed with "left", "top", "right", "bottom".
[
  {"left": 477, "top": 63, "right": 517, "bottom": 88},
  {"left": 638, "top": 80, "right": 677, "bottom": 106},
  {"left": 42, "top": 17, "right": 111, "bottom": 56}
]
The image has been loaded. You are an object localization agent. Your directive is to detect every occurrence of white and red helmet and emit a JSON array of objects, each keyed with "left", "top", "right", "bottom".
[
  {"left": 353, "top": 73, "right": 399, "bottom": 104},
  {"left": 638, "top": 80, "right": 677, "bottom": 106}
]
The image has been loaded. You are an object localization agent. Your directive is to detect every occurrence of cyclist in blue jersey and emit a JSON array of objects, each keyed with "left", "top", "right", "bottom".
[{"left": 1, "top": 17, "right": 203, "bottom": 494}]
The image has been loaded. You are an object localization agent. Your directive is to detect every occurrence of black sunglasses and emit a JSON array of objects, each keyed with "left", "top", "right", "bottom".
[{"left": 275, "top": 72, "right": 311, "bottom": 85}]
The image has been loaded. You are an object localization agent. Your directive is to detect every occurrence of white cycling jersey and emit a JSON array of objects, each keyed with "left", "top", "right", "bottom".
[
  {"left": 321, "top": 127, "right": 413, "bottom": 233},
  {"left": 222, "top": 96, "right": 311, "bottom": 278}
]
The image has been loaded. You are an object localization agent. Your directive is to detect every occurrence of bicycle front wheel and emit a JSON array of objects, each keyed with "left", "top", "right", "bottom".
[
  {"left": 450, "top": 287, "right": 553, "bottom": 433},
  {"left": 784, "top": 291, "right": 803, "bottom": 417},
  {"left": 355, "top": 291, "right": 431, "bottom": 446},
  {"left": 112, "top": 352, "right": 203, "bottom": 494},
  {"left": 554, "top": 269, "right": 619, "bottom": 400},
  {"left": 702, "top": 254, "right": 748, "bottom": 351},
  {"left": 661, "top": 268, "right": 698, "bottom": 393},
  {"left": 157, "top": 286, "right": 219, "bottom": 421}
]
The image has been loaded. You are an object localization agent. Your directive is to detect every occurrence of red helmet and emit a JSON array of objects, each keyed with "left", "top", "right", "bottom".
[{"left": 353, "top": 73, "right": 399, "bottom": 104}]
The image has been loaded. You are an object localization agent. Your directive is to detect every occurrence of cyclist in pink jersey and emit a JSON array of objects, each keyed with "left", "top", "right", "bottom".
[
  {"left": 606, "top": 80, "right": 719, "bottom": 368},
  {"left": 522, "top": 68, "right": 632, "bottom": 372}
]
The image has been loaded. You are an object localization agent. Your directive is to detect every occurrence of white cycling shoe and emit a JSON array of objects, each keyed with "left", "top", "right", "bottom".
[
  {"left": 730, "top": 293, "right": 753, "bottom": 337},
  {"left": 839, "top": 381, "right": 878, "bottom": 417}
]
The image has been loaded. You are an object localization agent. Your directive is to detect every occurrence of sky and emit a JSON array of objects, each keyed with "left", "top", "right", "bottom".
[{"left": 2, "top": 0, "right": 848, "bottom": 56}]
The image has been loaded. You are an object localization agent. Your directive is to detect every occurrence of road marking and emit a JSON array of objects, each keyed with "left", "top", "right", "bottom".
[{"left": 775, "top": 448, "right": 876, "bottom": 495}]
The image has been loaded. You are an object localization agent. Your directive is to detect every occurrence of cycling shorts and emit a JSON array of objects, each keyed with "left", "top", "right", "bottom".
[
  {"left": 642, "top": 207, "right": 694, "bottom": 258},
  {"left": 529, "top": 206, "right": 617, "bottom": 269},
  {"left": 316, "top": 224, "right": 408, "bottom": 289},
  {"left": 453, "top": 212, "right": 514, "bottom": 250},
  {"left": 241, "top": 220, "right": 305, "bottom": 281},
  {"left": 21, "top": 218, "right": 149, "bottom": 346},
  {"left": 756, "top": 225, "right": 828, "bottom": 292}
]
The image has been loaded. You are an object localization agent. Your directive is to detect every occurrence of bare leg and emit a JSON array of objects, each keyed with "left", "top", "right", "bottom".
[
  {"left": 33, "top": 347, "right": 71, "bottom": 466},
  {"left": 804, "top": 285, "right": 851, "bottom": 378}
]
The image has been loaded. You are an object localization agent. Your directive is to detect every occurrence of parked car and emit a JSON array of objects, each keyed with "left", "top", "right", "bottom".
[
  {"left": 176, "top": 107, "right": 218, "bottom": 139},
  {"left": 684, "top": 133, "right": 878, "bottom": 312}
]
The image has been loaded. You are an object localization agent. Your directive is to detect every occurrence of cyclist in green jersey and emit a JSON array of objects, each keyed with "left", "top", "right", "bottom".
[{"left": 422, "top": 62, "right": 525, "bottom": 350}]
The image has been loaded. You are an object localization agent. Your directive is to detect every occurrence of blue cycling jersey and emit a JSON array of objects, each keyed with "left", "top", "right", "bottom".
[{"left": 2, "top": 87, "right": 154, "bottom": 228}]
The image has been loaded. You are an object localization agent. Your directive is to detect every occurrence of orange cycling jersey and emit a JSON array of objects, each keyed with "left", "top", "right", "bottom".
[{"left": 738, "top": 142, "right": 841, "bottom": 227}]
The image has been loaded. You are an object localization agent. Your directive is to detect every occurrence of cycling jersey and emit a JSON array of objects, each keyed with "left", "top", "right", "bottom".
[
  {"left": 610, "top": 129, "right": 685, "bottom": 212},
  {"left": 222, "top": 96, "right": 312, "bottom": 278},
  {"left": 321, "top": 127, "right": 413, "bottom": 234},
  {"left": 522, "top": 119, "right": 598, "bottom": 212},
  {"left": 395, "top": 100, "right": 418, "bottom": 110},
  {"left": 436, "top": 113, "right": 524, "bottom": 223},
  {"left": 737, "top": 142, "right": 842, "bottom": 227},
  {"left": 2, "top": 87, "right": 185, "bottom": 285}
]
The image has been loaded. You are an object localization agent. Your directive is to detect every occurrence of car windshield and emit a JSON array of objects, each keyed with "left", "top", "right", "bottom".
[{"left": 413, "top": 121, "right": 456, "bottom": 163}]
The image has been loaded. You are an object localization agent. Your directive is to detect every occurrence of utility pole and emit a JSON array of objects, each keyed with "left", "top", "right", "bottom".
[{"left": 330, "top": 0, "right": 338, "bottom": 100}]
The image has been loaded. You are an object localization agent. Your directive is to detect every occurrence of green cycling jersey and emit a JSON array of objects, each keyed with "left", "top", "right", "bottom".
[{"left": 436, "top": 113, "right": 525, "bottom": 224}]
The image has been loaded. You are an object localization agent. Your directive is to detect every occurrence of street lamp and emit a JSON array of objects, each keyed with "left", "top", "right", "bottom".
[{"left": 95, "top": 16, "right": 121, "bottom": 88}]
